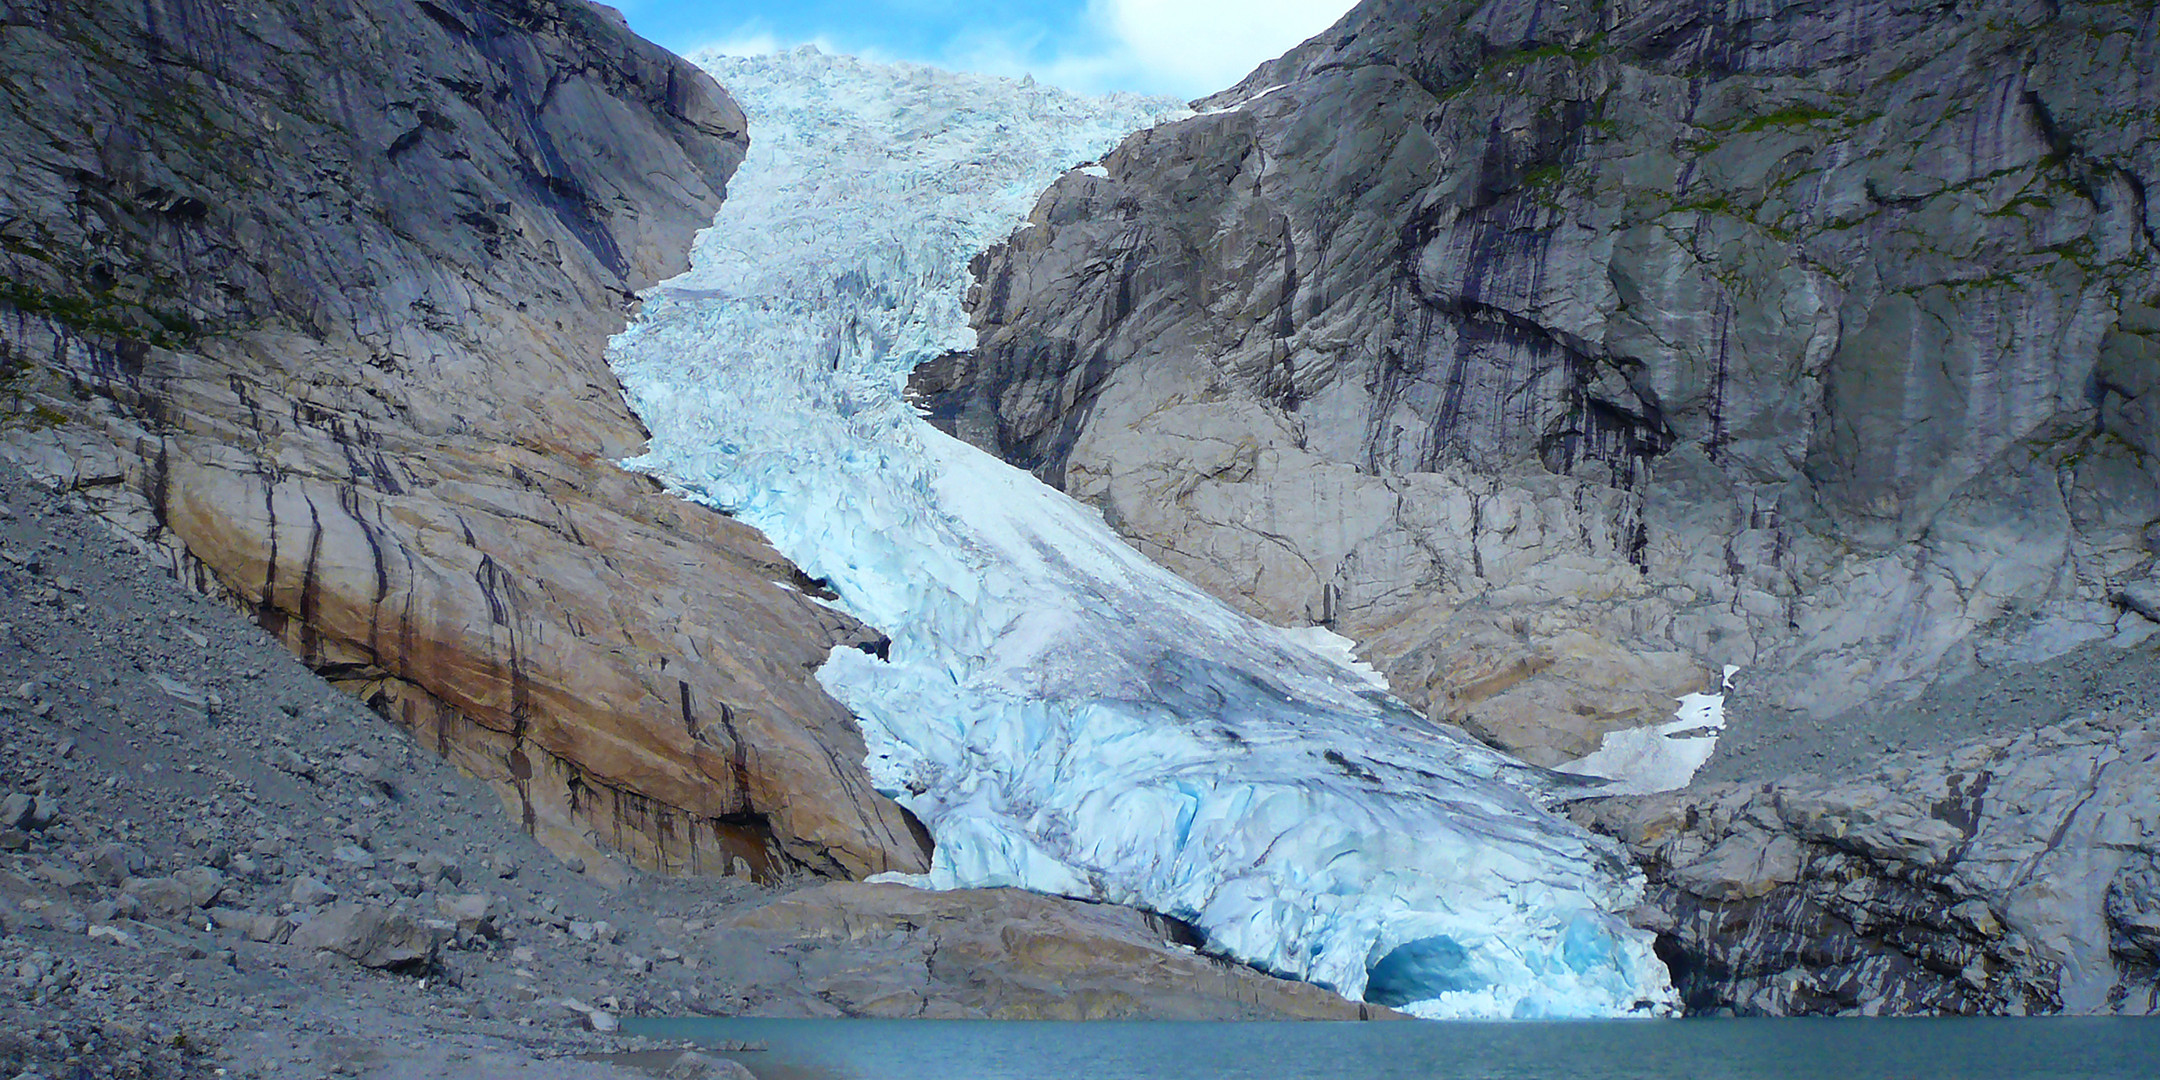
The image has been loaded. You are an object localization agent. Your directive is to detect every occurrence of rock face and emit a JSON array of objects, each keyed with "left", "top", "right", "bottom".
[
  {"left": 718, "top": 882, "right": 1391, "bottom": 1020},
  {"left": 1578, "top": 705, "right": 2160, "bottom": 1016},
  {"left": 0, "top": 0, "right": 928, "bottom": 879},
  {"left": 914, "top": 0, "right": 2160, "bottom": 764}
]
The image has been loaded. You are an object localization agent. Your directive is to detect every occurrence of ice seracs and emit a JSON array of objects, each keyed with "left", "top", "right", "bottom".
[{"left": 608, "top": 46, "right": 1677, "bottom": 1019}]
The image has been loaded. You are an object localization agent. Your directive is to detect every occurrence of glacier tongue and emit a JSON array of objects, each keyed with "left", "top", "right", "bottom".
[{"left": 608, "top": 46, "right": 1677, "bottom": 1019}]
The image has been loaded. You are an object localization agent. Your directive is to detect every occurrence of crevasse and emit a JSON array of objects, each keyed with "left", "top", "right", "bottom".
[{"left": 607, "top": 46, "right": 1677, "bottom": 1019}]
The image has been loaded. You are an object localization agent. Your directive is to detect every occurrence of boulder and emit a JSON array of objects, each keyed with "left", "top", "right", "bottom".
[
  {"left": 290, "top": 904, "right": 447, "bottom": 970},
  {"left": 435, "top": 892, "right": 498, "bottom": 938},
  {"left": 2119, "top": 578, "right": 2160, "bottom": 624},
  {"left": 290, "top": 876, "right": 339, "bottom": 908},
  {"left": 82, "top": 844, "right": 146, "bottom": 887},
  {"left": 0, "top": 794, "right": 31, "bottom": 831},
  {"left": 207, "top": 907, "right": 292, "bottom": 944},
  {"left": 664, "top": 1051, "right": 754, "bottom": 1080},
  {"left": 0, "top": 792, "right": 54, "bottom": 831},
  {"left": 124, "top": 869, "right": 224, "bottom": 917},
  {"left": 558, "top": 998, "right": 618, "bottom": 1033}
]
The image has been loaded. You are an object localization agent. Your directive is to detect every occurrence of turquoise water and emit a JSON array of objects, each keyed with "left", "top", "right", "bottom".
[{"left": 623, "top": 1017, "right": 2160, "bottom": 1079}]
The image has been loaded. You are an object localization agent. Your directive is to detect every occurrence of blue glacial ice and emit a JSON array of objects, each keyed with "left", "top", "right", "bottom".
[{"left": 607, "top": 47, "right": 1678, "bottom": 1019}]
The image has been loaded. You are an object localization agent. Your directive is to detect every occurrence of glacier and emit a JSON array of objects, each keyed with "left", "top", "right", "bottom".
[{"left": 607, "top": 46, "right": 1677, "bottom": 1019}]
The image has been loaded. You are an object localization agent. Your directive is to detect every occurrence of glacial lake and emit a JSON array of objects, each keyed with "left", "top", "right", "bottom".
[{"left": 622, "top": 1017, "right": 2160, "bottom": 1079}]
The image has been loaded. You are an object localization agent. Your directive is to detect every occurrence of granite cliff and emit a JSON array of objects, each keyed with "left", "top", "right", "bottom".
[
  {"left": 917, "top": 0, "right": 2160, "bottom": 765},
  {"left": 913, "top": 0, "right": 2160, "bottom": 1012},
  {"left": 0, "top": 0, "right": 928, "bottom": 882}
]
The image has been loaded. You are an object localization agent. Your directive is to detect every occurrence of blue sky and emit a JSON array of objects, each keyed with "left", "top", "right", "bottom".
[{"left": 608, "top": 0, "right": 1361, "bottom": 99}]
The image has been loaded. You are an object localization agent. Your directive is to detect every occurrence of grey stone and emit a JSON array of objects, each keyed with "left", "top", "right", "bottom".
[
  {"left": 331, "top": 845, "right": 377, "bottom": 869},
  {"left": 435, "top": 892, "right": 497, "bottom": 938},
  {"left": 174, "top": 866, "right": 226, "bottom": 904},
  {"left": 147, "top": 675, "right": 207, "bottom": 711},
  {"left": 33, "top": 863, "right": 84, "bottom": 890},
  {"left": 267, "top": 748, "right": 316, "bottom": 781},
  {"left": 2119, "top": 578, "right": 2160, "bottom": 624},
  {"left": 124, "top": 868, "right": 223, "bottom": 916},
  {"left": 290, "top": 904, "right": 445, "bottom": 970},
  {"left": 0, "top": 794, "right": 30, "bottom": 831},
  {"left": 665, "top": 1052, "right": 754, "bottom": 1080},
  {"left": 414, "top": 852, "right": 460, "bottom": 886},
  {"left": 290, "top": 876, "right": 339, "bottom": 908},
  {"left": 82, "top": 842, "right": 145, "bottom": 885},
  {"left": 559, "top": 998, "right": 619, "bottom": 1033},
  {"left": 207, "top": 907, "right": 291, "bottom": 944}
]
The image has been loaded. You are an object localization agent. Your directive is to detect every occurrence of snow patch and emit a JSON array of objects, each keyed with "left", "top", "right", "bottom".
[
  {"left": 1278, "top": 625, "right": 1389, "bottom": 694},
  {"left": 1560, "top": 665, "right": 1740, "bottom": 796},
  {"left": 1202, "top": 82, "right": 1292, "bottom": 114}
]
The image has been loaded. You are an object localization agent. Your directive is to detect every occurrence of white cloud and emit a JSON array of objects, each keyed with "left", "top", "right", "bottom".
[
  {"left": 695, "top": 30, "right": 783, "bottom": 57},
  {"left": 670, "top": 1, "right": 1358, "bottom": 101},
  {"left": 686, "top": 27, "right": 887, "bottom": 64},
  {"left": 920, "top": 0, "right": 1354, "bottom": 99},
  {"left": 1096, "top": 0, "right": 1355, "bottom": 97}
]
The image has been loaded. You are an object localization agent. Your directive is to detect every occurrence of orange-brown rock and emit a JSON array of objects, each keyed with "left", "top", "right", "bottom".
[
  {"left": 720, "top": 882, "right": 1393, "bottom": 1020},
  {"left": 0, "top": 0, "right": 926, "bottom": 880}
]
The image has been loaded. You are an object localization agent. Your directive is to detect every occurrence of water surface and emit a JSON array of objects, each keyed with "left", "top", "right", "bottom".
[{"left": 624, "top": 1017, "right": 2160, "bottom": 1080}]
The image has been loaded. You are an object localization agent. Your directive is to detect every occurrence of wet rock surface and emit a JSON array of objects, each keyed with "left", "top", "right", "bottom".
[
  {"left": 0, "top": 465, "right": 1371, "bottom": 1077},
  {"left": 920, "top": 0, "right": 2160, "bottom": 765},
  {"left": 0, "top": 0, "right": 927, "bottom": 878}
]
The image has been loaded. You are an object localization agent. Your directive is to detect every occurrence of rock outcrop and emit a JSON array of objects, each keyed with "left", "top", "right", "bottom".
[
  {"left": 0, "top": 0, "right": 928, "bottom": 879},
  {"left": 914, "top": 0, "right": 2160, "bottom": 765},
  {"left": 718, "top": 882, "right": 1390, "bottom": 1020},
  {"left": 1577, "top": 697, "right": 2160, "bottom": 1016}
]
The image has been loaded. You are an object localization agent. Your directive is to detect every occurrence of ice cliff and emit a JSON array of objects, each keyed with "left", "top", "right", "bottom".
[{"left": 608, "top": 47, "right": 1676, "bottom": 1018}]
